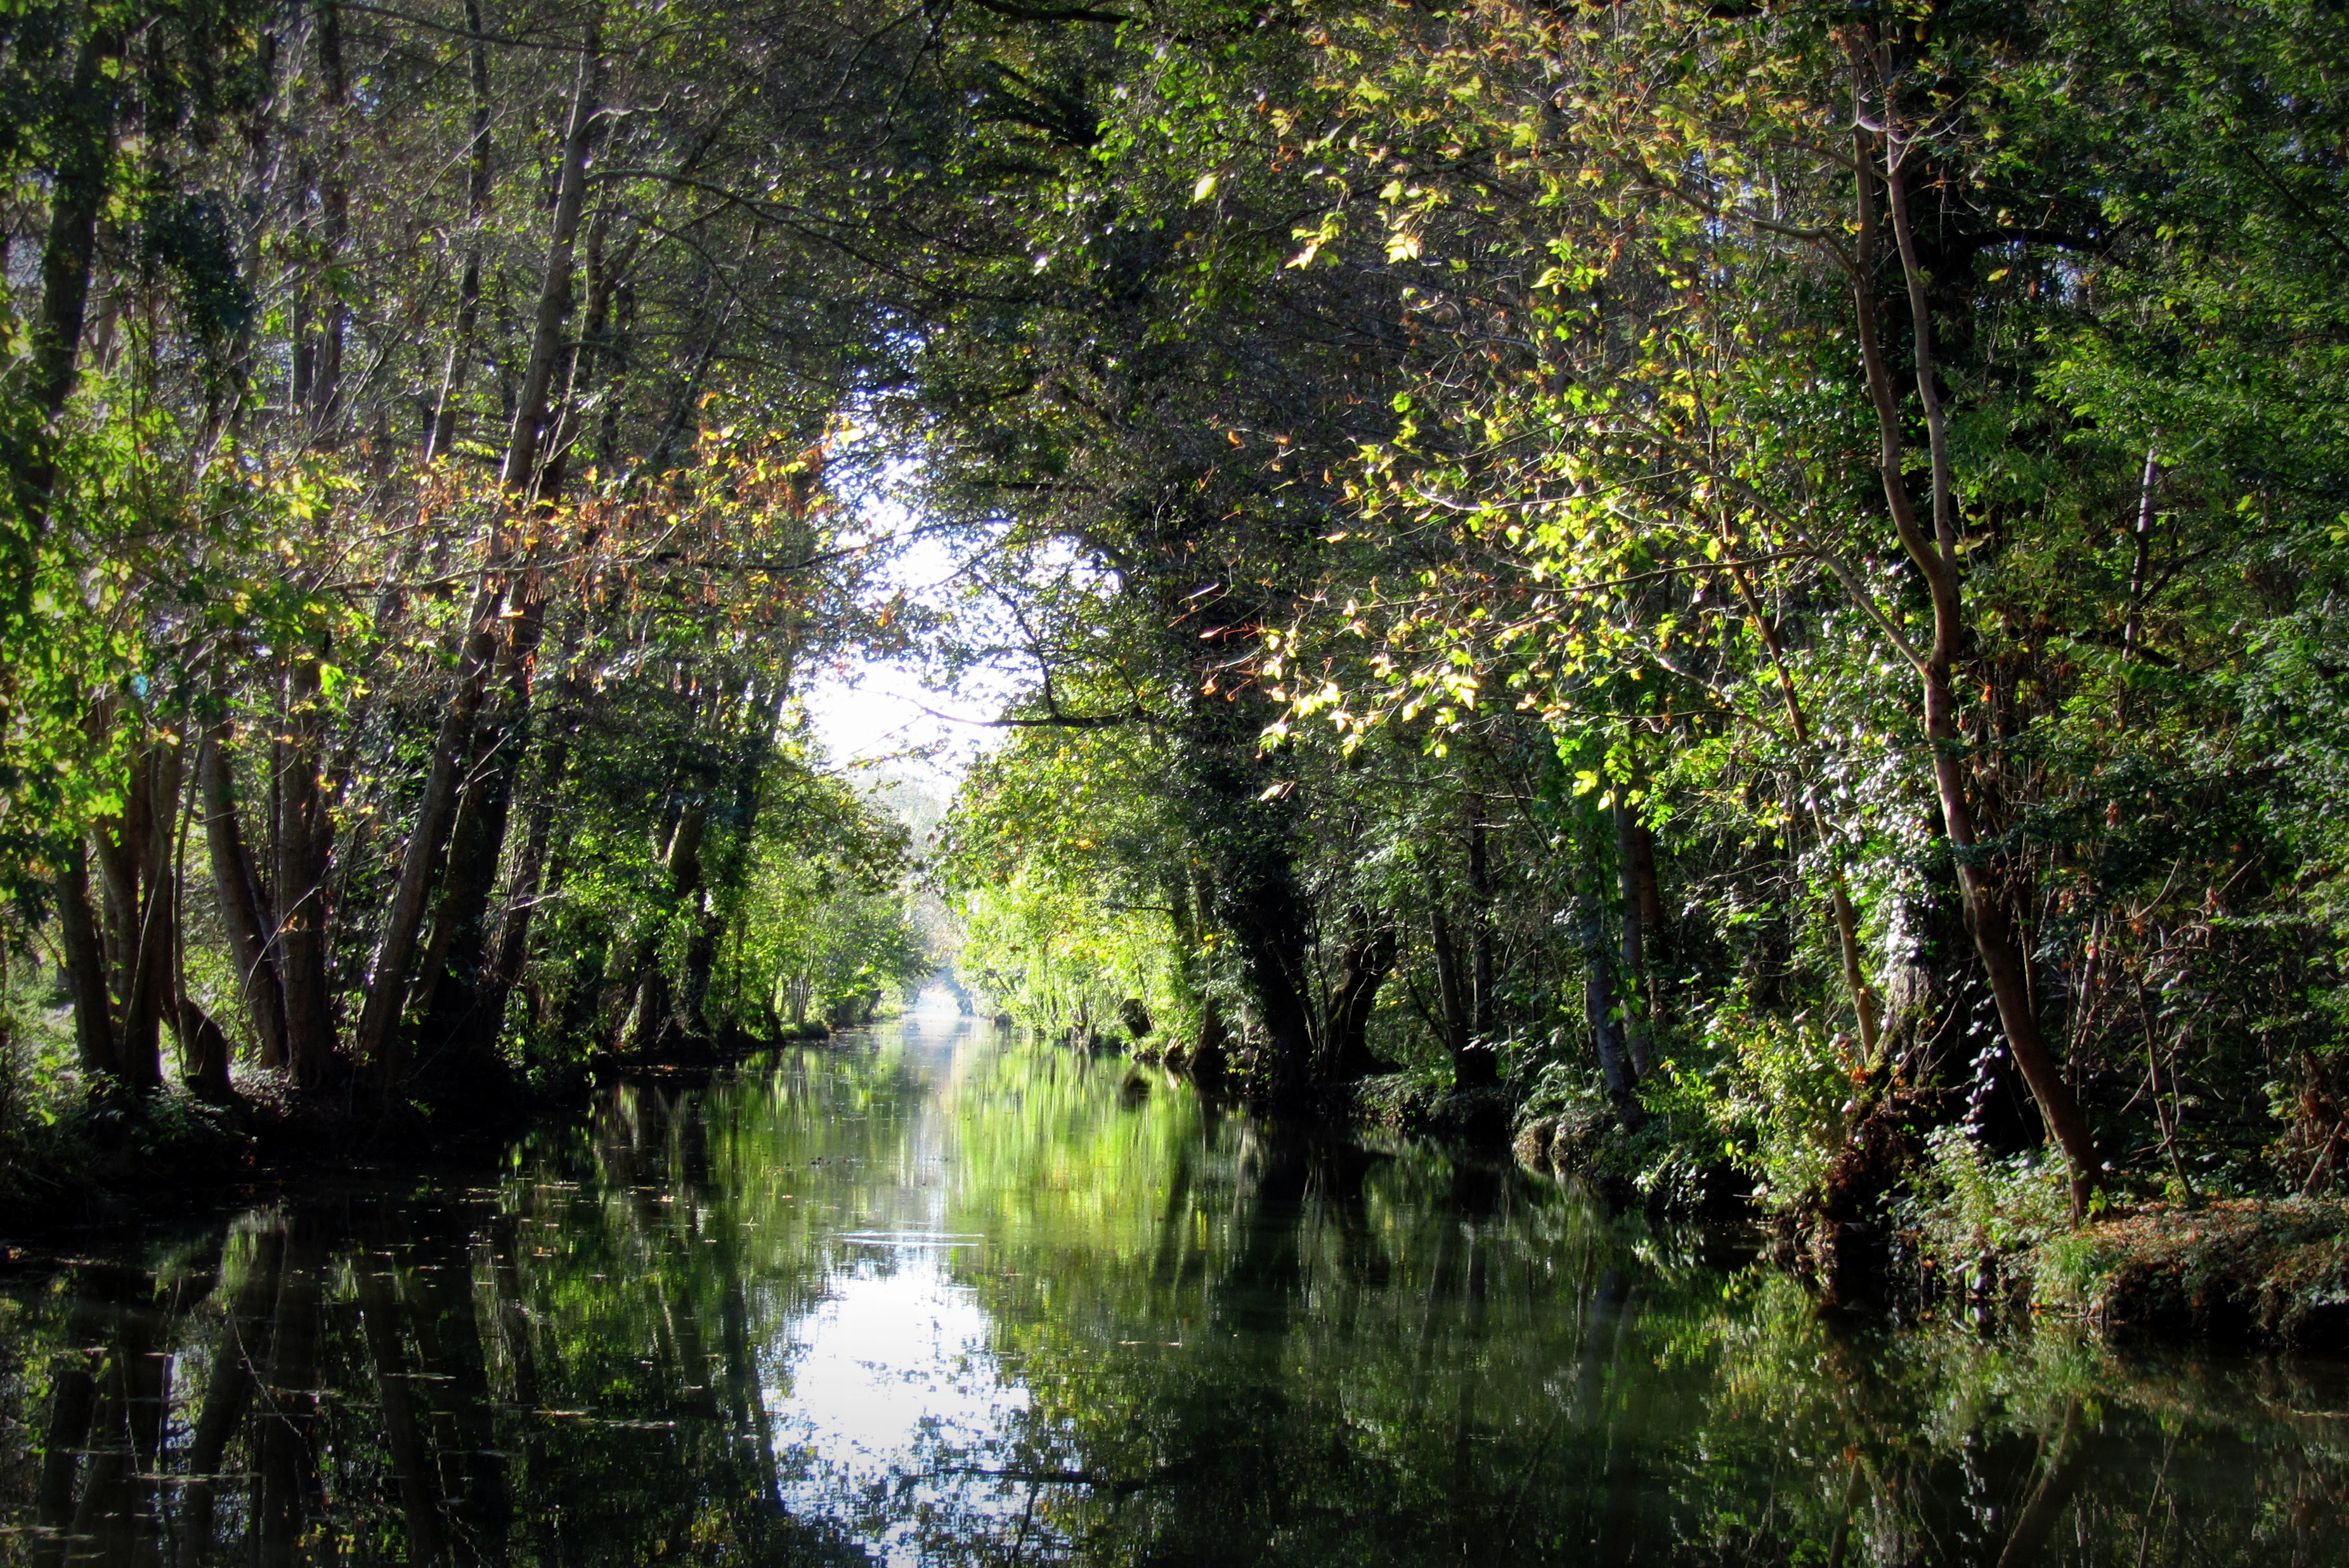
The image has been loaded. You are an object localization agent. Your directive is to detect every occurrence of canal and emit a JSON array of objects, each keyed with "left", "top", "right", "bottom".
[{"left": 4, "top": 1011, "right": 2346, "bottom": 1564}]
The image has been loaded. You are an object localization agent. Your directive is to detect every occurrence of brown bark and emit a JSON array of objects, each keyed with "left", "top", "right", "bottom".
[
  {"left": 1576, "top": 888, "right": 1644, "bottom": 1130},
  {"left": 200, "top": 723, "right": 290, "bottom": 1069},
  {"left": 95, "top": 735, "right": 179, "bottom": 1092},
  {"left": 1320, "top": 921, "right": 1397, "bottom": 1082},
  {"left": 354, "top": 597, "right": 500, "bottom": 1096},
  {"left": 1611, "top": 799, "right": 1658, "bottom": 1079},
  {"left": 424, "top": 0, "right": 495, "bottom": 462},
  {"left": 1431, "top": 906, "right": 1469, "bottom": 1060},
  {"left": 412, "top": 756, "right": 519, "bottom": 1053},
  {"left": 54, "top": 841, "right": 117, "bottom": 1080},
  {"left": 475, "top": 735, "right": 568, "bottom": 1057},
  {"left": 623, "top": 803, "right": 707, "bottom": 1053},
  {"left": 1466, "top": 808, "right": 1496, "bottom": 1040},
  {"left": 302, "top": 0, "right": 350, "bottom": 445},
  {"left": 12, "top": 22, "right": 120, "bottom": 547},
  {"left": 502, "top": 22, "right": 602, "bottom": 497},
  {"left": 273, "top": 657, "right": 337, "bottom": 1087},
  {"left": 1847, "top": 65, "right": 2098, "bottom": 1212},
  {"left": 413, "top": 602, "right": 544, "bottom": 1075}
]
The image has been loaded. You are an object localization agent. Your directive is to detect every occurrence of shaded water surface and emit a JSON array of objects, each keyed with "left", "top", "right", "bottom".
[{"left": 4, "top": 1013, "right": 2348, "bottom": 1565}]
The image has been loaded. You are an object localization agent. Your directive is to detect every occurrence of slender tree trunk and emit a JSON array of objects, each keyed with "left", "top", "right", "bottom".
[
  {"left": 273, "top": 658, "right": 337, "bottom": 1088},
  {"left": 1320, "top": 921, "right": 1397, "bottom": 1082},
  {"left": 625, "top": 805, "right": 706, "bottom": 1054},
  {"left": 1466, "top": 807, "right": 1495, "bottom": 1041},
  {"left": 105, "top": 735, "right": 180, "bottom": 1092},
  {"left": 1431, "top": 906, "right": 1470, "bottom": 1061},
  {"left": 55, "top": 841, "right": 117, "bottom": 1080},
  {"left": 1847, "top": 79, "right": 2097, "bottom": 1211},
  {"left": 11, "top": 22, "right": 119, "bottom": 552},
  {"left": 415, "top": 600, "right": 546, "bottom": 1072},
  {"left": 1612, "top": 799, "right": 1658, "bottom": 1079},
  {"left": 304, "top": 0, "right": 349, "bottom": 446},
  {"left": 502, "top": 22, "right": 601, "bottom": 498},
  {"left": 476, "top": 750, "right": 568, "bottom": 1059},
  {"left": 424, "top": 0, "right": 494, "bottom": 462},
  {"left": 168, "top": 767, "right": 235, "bottom": 1098},
  {"left": 355, "top": 598, "right": 500, "bottom": 1096},
  {"left": 1575, "top": 887, "right": 1644, "bottom": 1130},
  {"left": 200, "top": 723, "right": 290, "bottom": 1069}
]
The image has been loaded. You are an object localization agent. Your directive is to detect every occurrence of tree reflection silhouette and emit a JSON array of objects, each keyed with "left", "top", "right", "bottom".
[{"left": 7, "top": 1027, "right": 2349, "bottom": 1565}]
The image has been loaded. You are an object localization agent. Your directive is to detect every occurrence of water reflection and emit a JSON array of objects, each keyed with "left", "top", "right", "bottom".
[{"left": 5, "top": 1014, "right": 2349, "bottom": 1565}]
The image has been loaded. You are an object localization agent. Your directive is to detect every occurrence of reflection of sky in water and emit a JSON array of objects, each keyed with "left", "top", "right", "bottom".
[
  {"left": 769, "top": 1247, "right": 1032, "bottom": 1562},
  {"left": 764, "top": 1013, "right": 1038, "bottom": 1565}
]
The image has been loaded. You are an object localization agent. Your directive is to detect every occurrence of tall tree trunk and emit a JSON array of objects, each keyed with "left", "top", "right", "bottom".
[
  {"left": 273, "top": 658, "right": 337, "bottom": 1088},
  {"left": 1430, "top": 905, "right": 1471, "bottom": 1065},
  {"left": 200, "top": 723, "right": 290, "bottom": 1069},
  {"left": 502, "top": 20, "right": 601, "bottom": 498},
  {"left": 1575, "top": 887, "right": 1644, "bottom": 1131},
  {"left": 1613, "top": 798, "right": 1659, "bottom": 1078},
  {"left": 355, "top": 599, "right": 501, "bottom": 1096},
  {"left": 1847, "top": 77, "right": 2098, "bottom": 1212},
  {"left": 54, "top": 841, "right": 117, "bottom": 1081},
  {"left": 625, "top": 804, "right": 706, "bottom": 1054},
  {"left": 475, "top": 732, "right": 570, "bottom": 1058},
  {"left": 1320, "top": 921, "right": 1397, "bottom": 1083},
  {"left": 1466, "top": 805, "right": 1496, "bottom": 1041},
  {"left": 98, "top": 734, "right": 180, "bottom": 1093},
  {"left": 413, "top": 601, "right": 543, "bottom": 1077},
  {"left": 424, "top": 0, "right": 494, "bottom": 462},
  {"left": 11, "top": 22, "right": 120, "bottom": 553},
  {"left": 303, "top": 0, "right": 349, "bottom": 446}
]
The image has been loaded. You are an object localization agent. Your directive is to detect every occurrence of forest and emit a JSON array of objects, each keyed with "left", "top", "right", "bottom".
[{"left": 3, "top": 0, "right": 2348, "bottom": 1309}]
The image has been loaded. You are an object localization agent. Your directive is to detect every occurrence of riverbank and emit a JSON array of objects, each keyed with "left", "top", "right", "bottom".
[
  {"left": 15, "top": 1032, "right": 2349, "bottom": 1357},
  {"left": 2051, "top": 1198, "right": 2349, "bottom": 1345},
  {"left": 0, "top": 1024, "right": 842, "bottom": 1237}
]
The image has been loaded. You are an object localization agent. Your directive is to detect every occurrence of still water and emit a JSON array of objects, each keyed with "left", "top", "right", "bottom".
[{"left": 4, "top": 1012, "right": 2347, "bottom": 1565}]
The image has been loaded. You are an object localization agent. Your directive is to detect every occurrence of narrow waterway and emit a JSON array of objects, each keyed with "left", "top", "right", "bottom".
[{"left": 5, "top": 1011, "right": 2347, "bottom": 1565}]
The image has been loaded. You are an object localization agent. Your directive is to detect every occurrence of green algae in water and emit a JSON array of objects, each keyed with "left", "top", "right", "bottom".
[{"left": 3, "top": 1013, "right": 2346, "bottom": 1565}]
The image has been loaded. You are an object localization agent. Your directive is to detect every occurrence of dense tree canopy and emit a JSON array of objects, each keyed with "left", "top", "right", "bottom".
[{"left": 4, "top": 0, "right": 2346, "bottom": 1258}]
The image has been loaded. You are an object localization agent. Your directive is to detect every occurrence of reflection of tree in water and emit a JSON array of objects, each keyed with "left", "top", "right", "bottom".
[
  {"left": 932, "top": 1041, "right": 2349, "bottom": 1566},
  {"left": 8, "top": 1036, "right": 2349, "bottom": 1565},
  {"left": 6, "top": 1048, "right": 925, "bottom": 1567}
]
